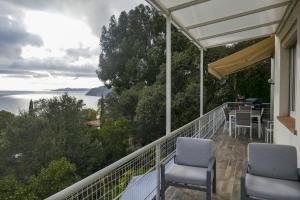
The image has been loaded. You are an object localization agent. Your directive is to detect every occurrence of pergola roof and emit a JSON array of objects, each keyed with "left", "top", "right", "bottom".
[{"left": 146, "top": 0, "right": 294, "bottom": 49}]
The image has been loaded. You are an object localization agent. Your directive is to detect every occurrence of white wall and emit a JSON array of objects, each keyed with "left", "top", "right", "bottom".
[{"left": 274, "top": 1, "right": 300, "bottom": 165}]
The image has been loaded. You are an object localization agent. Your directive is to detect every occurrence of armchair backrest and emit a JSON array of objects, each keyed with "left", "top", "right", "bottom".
[
  {"left": 248, "top": 143, "right": 298, "bottom": 180},
  {"left": 175, "top": 137, "right": 214, "bottom": 168}
]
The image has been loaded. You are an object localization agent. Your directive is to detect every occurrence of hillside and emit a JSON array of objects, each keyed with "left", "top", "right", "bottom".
[{"left": 86, "top": 86, "right": 111, "bottom": 97}]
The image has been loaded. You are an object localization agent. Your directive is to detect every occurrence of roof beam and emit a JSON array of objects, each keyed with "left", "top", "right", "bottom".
[
  {"left": 169, "top": 0, "right": 210, "bottom": 12},
  {"left": 197, "top": 20, "right": 281, "bottom": 41},
  {"left": 186, "top": 1, "right": 290, "bottom": 30},
  {"left": 276, "top": 0, "right": 297, "bottom": 34},
  {"left": 205, "top": 33, "right": 274, "bottom": 49},
  {"left": 146, "top": 0, "right": 204, "bottom": 49}
]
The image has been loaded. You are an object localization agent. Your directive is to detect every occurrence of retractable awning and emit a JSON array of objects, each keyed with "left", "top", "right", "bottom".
[
  {"left": 146, "top": 0, "right": 294, "bottom": 49},
  {"left": 208, "top": 36, "right": 275, "bottom": 79}
]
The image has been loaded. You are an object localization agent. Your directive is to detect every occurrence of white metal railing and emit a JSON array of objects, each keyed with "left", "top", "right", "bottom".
[{"left": 46, "top": 103, "right": 227, "bottom": 200}]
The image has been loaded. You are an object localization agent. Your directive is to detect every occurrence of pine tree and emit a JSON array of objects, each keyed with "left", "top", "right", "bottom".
[{"left": 29, "top": 99, "right": 34, "bottom": 115}]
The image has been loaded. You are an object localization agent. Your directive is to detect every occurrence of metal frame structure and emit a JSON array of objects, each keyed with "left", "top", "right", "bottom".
[
  {"left": 146, "top": 0, "right": 293, "bottom": 134},
  {"left": 46, "top": 102, "right": 226, "bottom": 200}
]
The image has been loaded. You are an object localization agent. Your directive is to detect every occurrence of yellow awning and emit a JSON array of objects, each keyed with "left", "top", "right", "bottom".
[{"left": 208, "top": 36, "right": 275, "bottom": 79}]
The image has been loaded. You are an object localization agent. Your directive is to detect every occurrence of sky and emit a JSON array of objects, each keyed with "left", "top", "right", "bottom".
[{"left": 0, "top": 0, "right": 144, "bottom": 91}]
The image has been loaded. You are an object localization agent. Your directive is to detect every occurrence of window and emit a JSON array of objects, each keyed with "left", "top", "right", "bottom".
[{"left": 289, "top": 44, "right": 297, "bottom": 117}]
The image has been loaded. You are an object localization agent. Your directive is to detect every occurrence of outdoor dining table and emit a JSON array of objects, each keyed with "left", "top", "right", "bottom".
[{"left": 229, "top": 110, "right": 262, "bottom": 138}]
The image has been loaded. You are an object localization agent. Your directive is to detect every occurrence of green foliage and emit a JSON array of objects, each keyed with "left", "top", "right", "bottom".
[
  {"left": 0, "top": 158, "right": 79, "bottom": 200},
  {"left": 0, "top": 110, "right": 14, "bottom": 131},
  {"left": 135, "top": 84, "right": 165, "bottom": 144},
  {"left": 28, "top": 100, "right": 34, "bottom": 116},
  {"left": 97, "top": 5, "right": 165, "bottom": 92},
  {"left": 81, "top": 108, "right": 98, "bottom": 121},
  {"left": 29, "top": 157, "right": 79, "bottom": 199},
  {"left": 96, "top": 119, "right": 134, "bottom": 165},
  {"left": 0, "top": 94, "right": 103, "bottom": 190}
]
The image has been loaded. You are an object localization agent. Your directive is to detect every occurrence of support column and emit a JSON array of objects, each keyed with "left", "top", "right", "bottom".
[
  {"left": 166, "top": 16, "right": 171, "bottom": 135},
  {"left": 200, "top": 49, "right": 204, "bottom": 116},
  {"left": 270, "top": 57, "right": 275, "bottom": 120}
]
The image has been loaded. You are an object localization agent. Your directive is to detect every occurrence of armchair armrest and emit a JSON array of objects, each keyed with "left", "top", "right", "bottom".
[
  {"left": 207, "top": 157, "right": 216, "bottom": 172},
  {"left": 297, "top": 168, "right": 300, "bottom": 179}
]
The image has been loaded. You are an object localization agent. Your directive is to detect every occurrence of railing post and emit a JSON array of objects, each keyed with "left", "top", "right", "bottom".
[{"left": 156, "top": 144, "right": 161, "bottom": 200}]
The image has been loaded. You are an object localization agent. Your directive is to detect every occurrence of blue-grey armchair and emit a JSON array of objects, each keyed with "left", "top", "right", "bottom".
[
  {"left": 241, "top": 143, "right": 300, "bottom": 200},
  {"left": 161, "top": 137, "right": 216, "bottom": 200}
]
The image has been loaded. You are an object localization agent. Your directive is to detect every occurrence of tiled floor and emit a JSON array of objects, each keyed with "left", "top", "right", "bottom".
[{"left": 165, "top": 127, "right": 262, "bottom": 200}]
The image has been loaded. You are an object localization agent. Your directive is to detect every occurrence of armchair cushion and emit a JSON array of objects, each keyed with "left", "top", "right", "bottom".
[
  {"left": 248, "top": 143, "right": 298, "bottom": 180},
  {"left": 165, "top": 163, "right": 209, "bottom": 186},
  {"left": 246, "top": 174, "right": 300, "bottom": 200},
  {"left": 175, "top": 137, "right": 214, "bottom": 167}
]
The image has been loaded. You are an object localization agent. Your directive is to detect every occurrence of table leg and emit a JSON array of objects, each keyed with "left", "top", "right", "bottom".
[
  {"left": 229, "top": 116, "right": 232, "bottom": 137},
  {"left": 258, "top": 116, "right": 261, "bottom": 138}
]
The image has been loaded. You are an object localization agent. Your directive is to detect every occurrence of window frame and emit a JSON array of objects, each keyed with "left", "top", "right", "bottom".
[{"left": 289, "top": 44, "right": 297, "bottom": 118}]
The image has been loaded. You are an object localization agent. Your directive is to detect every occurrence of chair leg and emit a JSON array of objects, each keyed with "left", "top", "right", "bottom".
[
  {"left": 206, "top": 186, "right": 211, "bottom": 200},
  {"left": 223, "top": 121, "right": 227, "bottom": 133},
  {"left": 213, "top": 161, "right": 216, "bottom": 194},
  {"left": 235, "top": 126, "right": 237, "bottom": 138},
  {"left": 161, "top": 165, "right": 165, "bottom": 200}
]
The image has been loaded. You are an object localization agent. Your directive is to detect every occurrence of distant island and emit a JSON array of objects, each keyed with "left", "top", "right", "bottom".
[
  {"left": 52, "top": 88, "right": 90, "bottom": 92},
  {"left": 86, "top": 86, "right": 111, "bottom": 97}
]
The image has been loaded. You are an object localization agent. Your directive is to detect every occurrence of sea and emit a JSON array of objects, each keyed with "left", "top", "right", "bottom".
[{"left": 0, "top": 90, "right": 100, "bottom": 115}]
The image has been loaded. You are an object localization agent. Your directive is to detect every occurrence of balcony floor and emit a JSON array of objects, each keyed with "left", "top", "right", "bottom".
[{"left": 165, "top": 126, "right": 263, "bottom": 200}]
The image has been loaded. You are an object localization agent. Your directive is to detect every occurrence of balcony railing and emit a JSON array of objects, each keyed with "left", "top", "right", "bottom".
[{"left": 45, "top": 103, "right": 228, "bottom": 200}]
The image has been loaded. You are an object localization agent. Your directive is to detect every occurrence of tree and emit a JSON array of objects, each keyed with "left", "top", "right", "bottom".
[
  {"left": 1, "top": 94, "right": 104, "bottom": 180},
  {"left": 97, "top": 5, "right": 165, "bottom": 92},
  {"left": 28, "top": 100, "right": 34, "bottom": 116},
  {"left": 0, "top": 158, "right": 79, "bottom": 200},
  {"left": 0, "top": 110, "right": 14, "bottom": 131},
  {"left": 135, "top": 84, "right": 165, "bottom": 144},
  {"left": 28, "top": 157, "right": 79, "bottom": 199},
  {"left": 96, "top": 119, "right": 134, "bottom": 166}
]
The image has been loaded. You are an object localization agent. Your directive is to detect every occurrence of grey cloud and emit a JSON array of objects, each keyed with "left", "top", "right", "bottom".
[
  {"left": 0, "top": 1, "right": 43, "bottom": 60},
  {"left": 65, "top": 46, "right": 98, "bottom": 60},
  {"left": 8, "top": 57, "right": 97, "bottom": 78},
  {"left": 0, "top": 0, "right": 143, "bottom": 80},
  {"left": 0, "top": 69, "right": 49, "bottom": 78},
  {"left": 4, "top": 0, "right": 144, "bottom": 36}
]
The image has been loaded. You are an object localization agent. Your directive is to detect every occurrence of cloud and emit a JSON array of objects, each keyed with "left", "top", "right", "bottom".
[
  {"left": 0, "top": 69, "right": 49, "bottom": 78},
  {"left": 0, "top": 1, "right": 43, "bottom": 60},
  {"left": 65, "top": 46, "right": 98, "bottom": 60},
  {"left": 6, "top": 57, "right": 97, "bottom": 78},
  {"left": 4, "top": 0, "right": 144, "bottom": 37},
  {"left": 0, "top": 0, "right": 144, "bottom": 89}
]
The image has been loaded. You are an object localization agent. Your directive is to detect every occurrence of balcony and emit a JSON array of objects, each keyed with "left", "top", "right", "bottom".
[{"left": 46, "top": 102, "right": 269, "bottom": 200}]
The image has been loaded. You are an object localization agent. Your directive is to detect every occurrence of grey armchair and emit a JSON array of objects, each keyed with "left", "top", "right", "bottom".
[
  {"left": 161, "top": 137, "right": 216, "bottom": 200},
  {"left": 241, "top": 143, "right": 300, "bottom": 200}
]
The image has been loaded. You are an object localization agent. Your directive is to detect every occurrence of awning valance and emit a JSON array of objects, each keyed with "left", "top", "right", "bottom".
[{"left": 208, "top": 36, "right": 275, "bottom": 79}]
